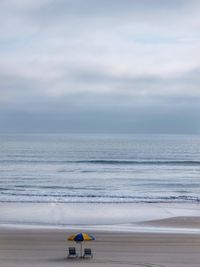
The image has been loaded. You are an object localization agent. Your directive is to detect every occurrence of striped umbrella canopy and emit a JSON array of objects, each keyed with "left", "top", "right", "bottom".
[
  {"left": 68, "top": 232, "right": 95, "bottom": 242},
  {"left": 68, "top": 233, "right": 95, "bottom": 257}
]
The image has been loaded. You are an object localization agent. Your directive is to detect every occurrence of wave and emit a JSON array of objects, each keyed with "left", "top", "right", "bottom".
[
  {"left": 1, "top": 192, "right": 200, "bottom": 203},
  {"left": 1, "top": 159, "right": 200, "bottom": 165},
  {"left": 75, "top": 160, "right": 200, "bottom": 165}
]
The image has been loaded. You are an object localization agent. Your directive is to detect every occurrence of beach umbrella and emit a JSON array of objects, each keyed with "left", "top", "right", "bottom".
[{"left": 68, "top": 233, "right": 95, "bottom": 257}]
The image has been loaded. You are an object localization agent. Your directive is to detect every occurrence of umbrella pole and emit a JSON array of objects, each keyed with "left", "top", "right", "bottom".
[{"left": 80, "top": 242, "right": 82, "bottom": 258}]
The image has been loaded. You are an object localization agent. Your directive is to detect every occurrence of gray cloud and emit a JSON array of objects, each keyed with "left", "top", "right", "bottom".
[{"left": 0, "top": 0, "right": 200, "bottom": 133}]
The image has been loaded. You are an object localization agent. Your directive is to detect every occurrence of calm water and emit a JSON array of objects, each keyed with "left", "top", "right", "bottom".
[{"left": 0, "top": 134, "right": 200, "bottom": 203}]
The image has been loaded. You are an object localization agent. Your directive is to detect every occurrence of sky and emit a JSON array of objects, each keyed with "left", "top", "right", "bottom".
[{"left": 0, "top": 0, "right": 200, "bottom": 133}]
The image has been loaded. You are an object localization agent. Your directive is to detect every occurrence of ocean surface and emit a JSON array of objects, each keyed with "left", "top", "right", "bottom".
[{"left": 0, "top": 134, "right": 200, "bottom": 203}]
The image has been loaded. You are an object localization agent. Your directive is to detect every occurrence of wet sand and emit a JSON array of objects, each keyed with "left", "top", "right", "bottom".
[
  {"left": 142, "top": 216, "right": 200, "bottom": 229},
  {"left": 0, "top": 223, "right": 200, "bottom": 267}
]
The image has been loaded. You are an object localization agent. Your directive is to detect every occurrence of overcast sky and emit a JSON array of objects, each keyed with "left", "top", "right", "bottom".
[{"left": 0, "top": 0, "right": 200, "bottom": 133}]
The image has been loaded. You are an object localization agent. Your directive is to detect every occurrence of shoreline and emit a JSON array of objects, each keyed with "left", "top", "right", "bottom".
[{"left": 0, "top": 202, "right": 200, "bottom": 233}]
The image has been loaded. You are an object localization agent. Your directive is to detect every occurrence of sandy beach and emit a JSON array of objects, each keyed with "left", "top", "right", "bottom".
[
  {"left": 0, "top": 203, "right": 200, "bottom": 266},
  {"left": 1, "top": 219, "right": 200, "bottom": 267}
]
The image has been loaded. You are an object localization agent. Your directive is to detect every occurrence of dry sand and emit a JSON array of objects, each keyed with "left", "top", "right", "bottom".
[{"left": 0, "top": 222, "right": 200, "bottom": 267}]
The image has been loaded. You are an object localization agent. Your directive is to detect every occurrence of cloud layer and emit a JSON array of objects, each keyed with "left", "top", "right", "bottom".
[{"left": 0, "top": 0, "right": 200, "bottom": 133}]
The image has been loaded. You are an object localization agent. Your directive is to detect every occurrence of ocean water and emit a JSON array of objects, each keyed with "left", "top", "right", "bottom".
[{"left": 0, "top": 134, "right": 200, "bottom": 203}]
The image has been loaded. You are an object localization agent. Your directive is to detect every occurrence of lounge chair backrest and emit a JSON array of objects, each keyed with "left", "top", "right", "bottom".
[
  {"left": 84, "top": 248, "right": 92, "bottom": 255},
  {"left": 69, "top": 247, "right": 76, "bottom": 255}
]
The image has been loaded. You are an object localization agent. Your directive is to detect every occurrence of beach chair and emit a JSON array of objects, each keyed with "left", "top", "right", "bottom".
[
  {"left": 83, "top": 248, "right": 93, "bottom": 258},
  {"left": 67, "top": 247, "right": 78, "bottom": 258}
]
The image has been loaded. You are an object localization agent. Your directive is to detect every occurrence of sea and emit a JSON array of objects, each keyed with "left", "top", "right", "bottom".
[{"left": 0, "top": 134, "right": 200, "bottom": 204}]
